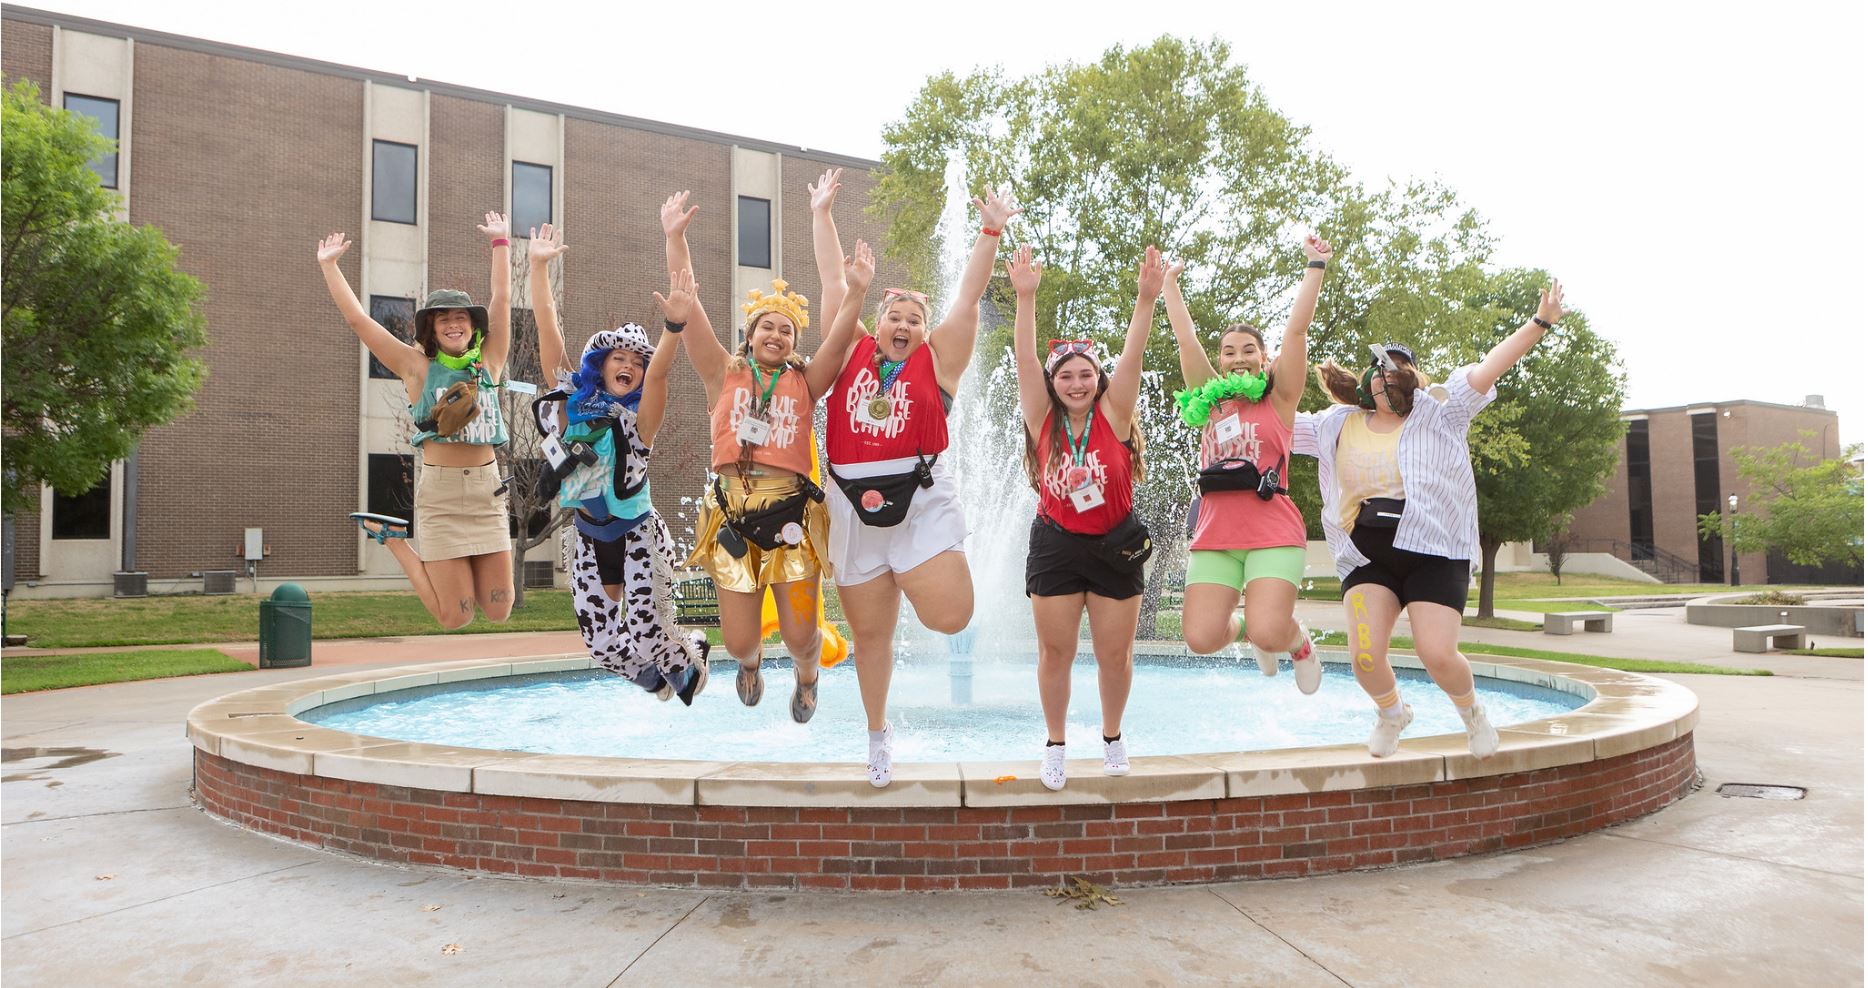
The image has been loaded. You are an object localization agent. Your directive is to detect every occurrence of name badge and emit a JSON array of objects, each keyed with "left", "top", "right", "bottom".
[
  {"left": 540, "top": 433, "right": 567, "bottom": 463},
  {"left": 1069, "top": 485, "right": 1105, "bottom": 512},
  {"left": 505, "top": 379, "right": 538, "bottom": 396},
  {"left": 855, "top": 395, "right": 893, "bottom": 429},
  {"left": 1214, "top": 414, "right": 1243, "bottom": 444},
  {"left": 736, "top": 416, "right": 772, "bottom": 446}
]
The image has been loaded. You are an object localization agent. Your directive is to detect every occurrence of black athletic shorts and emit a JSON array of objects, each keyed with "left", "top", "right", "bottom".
[
  {"left": 1025, "top": 517, "right": 1145, "bottom": 600},
  {"left": 586, "top": 532, "right": 629, "bottom": 586},
  {"left": 1341, "top": 523, "right": 1469, "bottom": 612}
]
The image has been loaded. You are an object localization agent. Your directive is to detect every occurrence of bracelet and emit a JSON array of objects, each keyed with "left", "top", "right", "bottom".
[
  {"left": 491, "top": 238, "right": 510, "bottom": 247},
  {"left": 981, "top": 226, "right": 1001, "bottom": 238},
  {"left": 1532, "top": 316, "right": 1555, "bottom": 330},
  {"left": 664, "top": 319, "right": 687, "bottom": 334},
  {"left": 1306, "top": 259, "right": 1327, "bottom": 270}
]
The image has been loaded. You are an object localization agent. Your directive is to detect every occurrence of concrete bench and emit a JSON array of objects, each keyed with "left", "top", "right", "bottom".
[
  {"left": 1733, "top": 624, "right": 1807, "bottom": 653},
  {"left": 1543, "top": 611, "right": 1614, "bottom": 635}
]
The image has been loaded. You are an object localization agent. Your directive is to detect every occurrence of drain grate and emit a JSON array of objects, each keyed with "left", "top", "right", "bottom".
[{"left": 1716, "top": 783, "right": 1807, "bottom": 800}]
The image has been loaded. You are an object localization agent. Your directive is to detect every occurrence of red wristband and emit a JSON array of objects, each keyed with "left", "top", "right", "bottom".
[
  {"left": 491, "top": 238, "right": 510, "bottom": 247},
  {"left": 981, "top": 226, "right": 1001, "bottom": 238}
]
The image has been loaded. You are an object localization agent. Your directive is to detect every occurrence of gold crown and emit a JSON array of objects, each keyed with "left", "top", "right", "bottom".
[{"left": 741, "top": 279, "right": 810, "bottom": 331}]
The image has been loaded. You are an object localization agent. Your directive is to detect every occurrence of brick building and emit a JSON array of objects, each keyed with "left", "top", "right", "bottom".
[
  {"left": 1563, "top": 396, "right": 1856, "bottom": 585},
  {"left": 2, "top": 6, "right": 907, "bottom": 598}
]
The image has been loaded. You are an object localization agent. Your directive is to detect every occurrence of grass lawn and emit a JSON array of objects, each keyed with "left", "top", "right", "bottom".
[
  {"left": 1462, "top": 615, "right": 1543, "bottom": 632},
  {"left": 1306, "top": 630, "right": 1763, "bottom": 676},
  {"left": 1787, "top": 647, "right": 1864, "bottom": 658},
  {"left": 2, "top": 648, "right": 251, "bottom": 694}
]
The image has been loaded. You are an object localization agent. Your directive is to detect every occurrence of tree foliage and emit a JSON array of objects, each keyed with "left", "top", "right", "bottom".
[
  {"left": 2, "top": 79, "right": 207, "bottom": 514},
  {"left": 1697, "top": 438, "right": 1864, "bottom": 569}
]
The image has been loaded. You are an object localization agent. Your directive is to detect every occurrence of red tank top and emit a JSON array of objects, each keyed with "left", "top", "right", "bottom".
[
  {"left": 826, "top": 335, "right": 950, "bottom": 464},
  {"left": 1035, "top": 404, "right": 1134, "bottom": 535},
  {"left": 1190, "top": 396, "right": 1306, "bottom": 550}
]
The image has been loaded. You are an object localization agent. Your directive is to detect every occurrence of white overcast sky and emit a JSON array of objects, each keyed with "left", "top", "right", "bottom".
[{"left": 23, "top": 0, "right": 1867, "bottom": 447}]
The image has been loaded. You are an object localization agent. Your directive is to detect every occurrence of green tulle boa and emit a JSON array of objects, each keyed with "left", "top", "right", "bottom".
[{"left": 1173, "top": 371, "right": 1270, "bottom": 428}]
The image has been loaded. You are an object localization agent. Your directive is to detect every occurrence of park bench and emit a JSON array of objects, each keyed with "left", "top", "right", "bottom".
[
  {"left": 1733, "top": 624, "right": 1807, "bottom": 653},
  {"left": 1543, "top": 610, "right": 1614, "bottom": 635},
  {"left": 672, "top": 575, "right": 720, "bottom": 628}
]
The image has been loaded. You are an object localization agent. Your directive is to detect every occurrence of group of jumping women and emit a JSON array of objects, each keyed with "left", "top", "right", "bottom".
[{"left": 319, "top": 168, "right": 1566, "bottom": 791}]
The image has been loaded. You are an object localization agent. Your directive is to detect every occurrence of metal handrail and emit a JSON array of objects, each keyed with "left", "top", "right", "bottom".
[{"left": 1557, "top": 537, "right": 1701, "bottom": 583}]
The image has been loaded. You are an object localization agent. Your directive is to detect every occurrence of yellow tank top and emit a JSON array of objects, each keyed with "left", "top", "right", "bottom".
[{"left": 1335, "top": 412, "right": 1404, "bottom": 532}]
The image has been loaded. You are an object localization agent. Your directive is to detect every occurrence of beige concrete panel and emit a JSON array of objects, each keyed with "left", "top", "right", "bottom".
[
  {"left": 697, "top": 760, "right": 964, "bottom": 808},
  {"left": 1400, "top": 730, "right": 1597, "bottom": 781},
  {"left": 507, "top": 105, "right": 559, "bottom": 163},
  {"left": 508, "top": 655, "right": 596, "bottom": 674},
  {"left": 313, "top": 742, "right": 532, "bottom": 791},
  {"left": 958, "top": 756, "right": 1226, "bottom": 807},
  {"left": 475, "top": 756, "right": 715, "bottom": 805},
  {"left": 368, "top": 83, "right": 422, "bottom": 143},
  {"left": 217, "top": 724, "right": 391, "bottom": 774},
  {"left": 56, "top": 29, "right": 130, "bottom": 99},
  {"left": 1186, "top": 744, "right": 1444, "bottom": 797}
]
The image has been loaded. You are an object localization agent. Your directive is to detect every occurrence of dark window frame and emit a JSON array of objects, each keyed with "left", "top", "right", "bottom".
[
  {"left": 367, "top": 453, "right": 416, "bottom": 535},
  {"left": 511, "top": 161, "right": 553, "bottom": 235},
  {"left": 371, "top": 139, "right": 418, "bottom": 224},
  {"left": 367, "top": 295, "right": 417, "bottom": 379},
  {"left": 1690, "top": 412, "right": 1724, "bottom": 582},
  {"left": 737, "top": 195, "right": 772, "bottom": 269},
  {"left": 62, "top": 92, "right": 120, "bottom": 189},
  {"left": 51, "top": 476, "right": 112, "bottom": 541}
]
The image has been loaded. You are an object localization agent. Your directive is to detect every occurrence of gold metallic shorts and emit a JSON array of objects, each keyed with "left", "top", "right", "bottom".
[{"left": 684, "top": 473, "right": 829, "bottom": 594}]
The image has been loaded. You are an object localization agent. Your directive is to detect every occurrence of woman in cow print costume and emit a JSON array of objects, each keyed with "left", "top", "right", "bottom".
[{"left": 527, "top": 224, "right": 709, "bottom": 703}]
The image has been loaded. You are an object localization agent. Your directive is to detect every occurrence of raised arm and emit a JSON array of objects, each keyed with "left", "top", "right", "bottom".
[
  {"left": 1163, "top": 259, "right": 1217, "bottom": 388},
  {"left": 930, "top": 187, "right": 1022, "bottom": 385},
  {"left": 660, "top": 191, "right": 697, "bottom": 280},
  {"left": 1007, "top": 244, "right": 1048, "bottom": 437},
  {"left": 637, "top": 276, "right": 689, "bottom": 446},
  {"left": 527, "top": 223, "right": 574, "bottom": 384},
  {"left": 806, "top": 240, "right": 873, "bottom": 401},
  {"left": 317, "top": 233, "right": 425, "bottom": 381},
  {"left": 662, "top": 267, "right": 728, "bottom": 405},
  {"left": 1270, "top": 234, "right": 1334, "bottom": 414},
  {"left": 1105, "top": 245, "right": 1164, "bottom": 431},
  {"left": 1469, "top": 278, "right": 1565, "bottom": 394},
  {"left": 477, "top": 211, "right": 512, "bottom": 380},
  {"left": 809, "top": 169, "right": 847, "bottom": 330}
]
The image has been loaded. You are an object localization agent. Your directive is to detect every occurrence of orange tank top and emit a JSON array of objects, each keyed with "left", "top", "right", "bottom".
[{"left": 710, "top": 363, "right": 814, "bottom": 477}]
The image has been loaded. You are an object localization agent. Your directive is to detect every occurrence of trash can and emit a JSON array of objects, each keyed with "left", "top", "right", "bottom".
[{"left": 258, "top": 583, "right": 312, "bottom": 668}]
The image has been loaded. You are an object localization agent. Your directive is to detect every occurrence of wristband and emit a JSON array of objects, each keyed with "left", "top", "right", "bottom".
[
  {"left": 1306, "top": 259, "right": 1327, "bottom": 270},
  {"left": 981, "top": 226, "right": 1001, "bottom": 238},
  {"left": 664, "top": 319, "right": 687, "bottom": 334},
  {"left": 1532, "top": 316, "right": 1555, "bottom": 330},
  {"left": 491, "top": 238, "right": 510, "bottom": 247}
]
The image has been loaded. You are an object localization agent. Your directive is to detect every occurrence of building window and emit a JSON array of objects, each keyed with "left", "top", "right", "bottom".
[
  {"left": 62, "top": 93, "right": 119, "bottom": 188},
  {"left": 1625, "top": 420, "right": 1655, "bottom": 557},
  {"left": 51, "top": 477, "right": 111, "bottom": 540},
  {"left": 372, "top": 140, "right": 418, "bottom": 224},
  {"left": 367, "top": 295, "right": 416, "bottom": 379},
  {"left": 367, "top": 454, "right": 415, "bottom": 533},
  {"left": 1691, "top": 411, "right": 1723, "bottom": 582},
  {"left": 511, "top": 161, "right": 552, "bottom": 235},
  {"left": 737, "top": 196, "right": 772, "bottom": 268}
]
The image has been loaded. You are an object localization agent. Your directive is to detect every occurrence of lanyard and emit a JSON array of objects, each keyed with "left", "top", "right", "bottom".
[
  {"left": 1064, "top": 411, "right": 1091, "bottom": 467},
  {"left": 877, "top": 359, "right": 907, "bottom": 396},
  {"left": 750, "top": 363, "right": 783, "bottom": 414}
]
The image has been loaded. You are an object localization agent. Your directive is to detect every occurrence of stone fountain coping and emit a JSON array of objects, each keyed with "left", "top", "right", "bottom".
[{"left": 185, "top": 651, "right": 1698, "bottom": 809}]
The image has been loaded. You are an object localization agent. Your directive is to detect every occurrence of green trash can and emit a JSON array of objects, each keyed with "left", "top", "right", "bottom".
[{"left": 259, "top": 583, "right": 312, "bottom": 668}]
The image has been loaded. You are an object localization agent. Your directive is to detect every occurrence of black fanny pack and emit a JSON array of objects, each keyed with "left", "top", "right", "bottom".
[
  {"left": 1356, "top": 497, "right": 1406, "bottom": 529},
  {"left": 713, "top": 475, "right": 824, "bottom": 556},
  {"left": 829, "top": 453, "right": 938, "bottom": 528},
  {"left": 1197, "top": 454, "right": 1286, "bottom": 500},
  {"left": 1042, "top": 511, "right": 1155, "bottom": 572}
]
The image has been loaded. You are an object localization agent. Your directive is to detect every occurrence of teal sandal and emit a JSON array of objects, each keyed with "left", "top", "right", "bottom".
[
  {"left": 349, "top": 512, "right": 411, "bottom": 545},
  {"left": 790, "top": 669, "right": 819, "bottom": 724},
  {"left": 736, "top": 662, "right": 764, "bottom": 707}
]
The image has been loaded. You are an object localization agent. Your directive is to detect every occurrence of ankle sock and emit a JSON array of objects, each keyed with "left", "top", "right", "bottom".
[
  {"left": 869, "top": 726, "right": 888, "bottom": 743},
  {"left": 1372, "top": 687, "right": 1402, "bottom": 717},
  {"left": 1448, "top": 689, "right": 1476, "bottom": 710},
  {"left": 1102, "top": 734, "right": 1121, "bottom": 744},
  {"left": 1045, "top": 739, "right": 1066, "bottom": 747}
]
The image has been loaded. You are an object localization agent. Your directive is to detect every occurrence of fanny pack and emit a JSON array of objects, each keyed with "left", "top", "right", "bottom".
[
  {"left": 1356, "top": 497, "right": 1406, "bottom": 529},
  {"left": 1197, "top": 454, "right": 1286, "bottom": 500},
  {"left": 1041, "top": 511, "right": 1154, "bottom": 572},
  {"left": 829, "top": 453, "right": 938, "bottom": 528},
  {"left": 712, "top": 475, "right": 824, "bottom": 556},
  {"left": 417, "top": 379, "right": 482, "bottom": 437}
]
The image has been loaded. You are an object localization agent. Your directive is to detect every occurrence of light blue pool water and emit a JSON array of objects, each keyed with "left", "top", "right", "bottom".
[{"left": 303, "top": 651, "right": 1587, "bottom": 762}]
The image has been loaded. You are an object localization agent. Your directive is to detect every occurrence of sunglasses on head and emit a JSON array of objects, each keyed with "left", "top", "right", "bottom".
[
  {"left": 1045, "top": 339, "right": 1100, "bottom": 372},
  {"left": 883, "top": 288, "right": 929, "bottom": 304}
]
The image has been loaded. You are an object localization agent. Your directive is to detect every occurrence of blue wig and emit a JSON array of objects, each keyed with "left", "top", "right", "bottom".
[{"left": 567, "top": 344, "right": 644, "bottom": 425}]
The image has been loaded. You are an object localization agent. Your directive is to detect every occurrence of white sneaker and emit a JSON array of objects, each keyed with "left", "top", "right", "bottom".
[
  {"left": 1040, "top": 745, "right": 1067, "bottom": 791},
  {"left": 867, "top": 722, "right": 894, "bottom": 789},
  {"left": 1249, "top": 635, "right": 1281, "bottom": 676},
  {"left": 1368, "top": 704, "right": 1414, "bottom": 758},
  {"left": 1289, "top": 622, "right": 1322, "bottom": 696},
  {"left": 1461, "top": 704, "right": 1499, "bottom": 760},
  {"left": 1103, "top": 737, "right": 1131, "bottom": 776}
]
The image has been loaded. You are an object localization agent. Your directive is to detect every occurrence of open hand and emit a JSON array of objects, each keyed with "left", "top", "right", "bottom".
[
  {"left": 808, "top": 168, "right": 842, "bottom": 213},
  {"left": 973, "top": 186, "right": 1023, "bottom": 231},
  {"left": 653, "top": 268, "right": 699, "bottom": 325},
  {"left": 477, "top": 211, "right": 510, "bottom": 241},
  {"left": 1006, "top": 244, "right": 1042, "bottom": 297},
  {"left": 660, "top": 191, "right": 697, "bottom": 238},
  {"left": 1536, "top": 278, "right": 1566, "bottom": 325},
  {"left": 845, "top": 240, "right": 875, "bottom": 294},
  {"left": 316, "top": 232, "right": 351, "bottom": 264},
  {"left": 1164, "top": 258, "right": 1186, "bottom": 290},
  {"left": 1137, "top": 245, "right": 1165, "bottom": 299},
  {"left": 1303, "top": 234, "right": 1334, "bottom": 263},
  {"left": 529, "top": 223, "right": 569, "bottom": 263}
]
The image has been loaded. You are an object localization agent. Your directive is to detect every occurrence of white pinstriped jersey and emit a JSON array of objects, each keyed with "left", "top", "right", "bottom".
[{"left": 1292, "top": 365, "right": 1496, "bottom": 578}]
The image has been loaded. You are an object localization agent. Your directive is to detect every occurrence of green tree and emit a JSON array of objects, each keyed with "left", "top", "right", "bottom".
[
  {"left": 1697, "top": 438, "right": 1864, "bottom": 570},
  {"left": 2, "top": 79, "right": 206, "bottom": 515}
]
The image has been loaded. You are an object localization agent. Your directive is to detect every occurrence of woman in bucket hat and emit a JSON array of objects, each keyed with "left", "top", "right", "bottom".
[
  {"left": 524, "top": 223, "right": 709, "bottom": 703},
  {"left": 317, "top": 212, "right": 517, "bottom": 629}
]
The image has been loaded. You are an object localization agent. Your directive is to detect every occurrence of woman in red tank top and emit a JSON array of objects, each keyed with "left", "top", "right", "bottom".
[{"left": 1011, "top": 244, "right": 1160, "bottom": 791}]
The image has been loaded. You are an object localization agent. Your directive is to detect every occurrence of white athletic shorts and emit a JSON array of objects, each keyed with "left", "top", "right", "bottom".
[{"left": 825, "top": 455, "right": 968, "bottom": 586}]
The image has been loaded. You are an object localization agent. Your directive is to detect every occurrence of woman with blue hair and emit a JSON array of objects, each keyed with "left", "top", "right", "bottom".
[{"left": 527, "top": 223, "right": 708, "bottom": 703}]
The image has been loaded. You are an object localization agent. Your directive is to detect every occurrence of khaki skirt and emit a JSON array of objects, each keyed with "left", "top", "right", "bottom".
[
  {"left": 684, "top": 473, "right": 830, "bottom": 594},
  {"left": 416, "top": 461, "right": 510, "bottom": 561}
]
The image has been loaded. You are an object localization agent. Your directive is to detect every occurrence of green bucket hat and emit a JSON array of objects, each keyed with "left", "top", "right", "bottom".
[{"left": 415, "top": 288, "right": 489, "bottom": 335}]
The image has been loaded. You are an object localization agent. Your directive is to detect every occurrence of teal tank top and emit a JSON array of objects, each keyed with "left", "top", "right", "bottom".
[
  {"left": 410, "top": 360, "right": 508, "bottom": 447},
  {"left": 558, "top": 411, "right": 653, "bottom": 523}
]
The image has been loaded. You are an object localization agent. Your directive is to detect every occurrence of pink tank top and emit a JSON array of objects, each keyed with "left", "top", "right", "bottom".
[
  {"left": 1190, "top": 397, "right": 1306, "bottom": 551},
  {"left": 709, "top": 363, "right": 813, "bottom": 477}
]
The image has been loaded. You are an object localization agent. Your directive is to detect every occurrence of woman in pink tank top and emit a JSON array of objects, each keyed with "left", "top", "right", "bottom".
[{"left": 1164, "top": 235, "right": 1334, "bottom": 696}]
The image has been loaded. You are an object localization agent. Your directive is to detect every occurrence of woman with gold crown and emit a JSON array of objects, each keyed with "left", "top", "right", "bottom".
[{"left": 660, "top": 178, "right": 849, "bottom": 724}]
